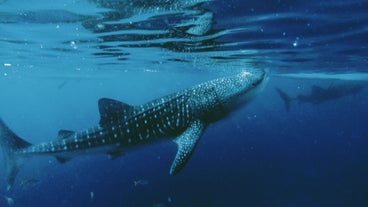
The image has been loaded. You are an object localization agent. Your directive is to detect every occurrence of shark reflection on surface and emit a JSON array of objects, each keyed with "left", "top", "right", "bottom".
[{"left": 276, "top": 84, "right": 365, "bottom": 111}]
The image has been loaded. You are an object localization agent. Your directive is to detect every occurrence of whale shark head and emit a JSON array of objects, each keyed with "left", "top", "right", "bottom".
[{"left": 214, "top": 69, "right": 266, "bottom": 112}]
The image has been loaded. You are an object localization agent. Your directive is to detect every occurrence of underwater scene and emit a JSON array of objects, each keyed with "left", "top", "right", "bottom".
[{"left": 0, "top": 0, "right": 367, "bottom": 206}]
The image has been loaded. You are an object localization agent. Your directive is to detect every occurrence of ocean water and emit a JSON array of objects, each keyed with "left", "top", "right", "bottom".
[{"left": 0, "top": 0, "right": 368, "bottom": 207}]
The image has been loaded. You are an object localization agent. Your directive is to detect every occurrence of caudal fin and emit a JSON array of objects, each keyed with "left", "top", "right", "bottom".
[
  {"left": 0, "top": 119, "right": 32, "bottom": 191},
  {"left": 275, "top": 88, "right": 292, "bottom": 112}
]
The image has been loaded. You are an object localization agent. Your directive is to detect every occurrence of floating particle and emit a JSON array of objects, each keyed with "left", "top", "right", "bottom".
[
  {"left": 2, "top": 195, "right": 14, "bottom": 206},
  {"left": 70, "top": 41, "right": 78, "bottom": 49},
  {"left": 134, "top": 179, "right": 149, "bottom": 187},
  {"left": 96, "top": 24, "right": 105, "bottom": 30},
  {"left": 293, "top": 37, "right": 300, "bottom": 47},
  {"left": 90, "top": 191, "right": 94, "bottom": 200}
]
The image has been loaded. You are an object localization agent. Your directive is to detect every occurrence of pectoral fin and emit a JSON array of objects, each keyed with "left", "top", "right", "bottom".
[{"left": 170, "top": 120, "right": 205, "bottom": 175}]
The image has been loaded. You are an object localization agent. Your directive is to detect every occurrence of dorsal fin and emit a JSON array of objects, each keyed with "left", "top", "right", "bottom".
[
  {"left": 57, "top": 130, "right": 75, "bottom": 139},
  {"left": 98, "top": 98, "right": 134, "bottom": 126}
]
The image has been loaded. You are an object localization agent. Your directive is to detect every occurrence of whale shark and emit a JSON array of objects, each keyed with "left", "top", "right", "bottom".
[
  {"left": 0, "top": 69, "right": 265, "bottom": 191},
  {"left": 276, "top": 84, "right": 364, "bottom": 111}
]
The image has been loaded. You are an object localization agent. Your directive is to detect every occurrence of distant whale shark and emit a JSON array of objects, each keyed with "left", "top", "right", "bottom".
[
  {"left": 276, "top": 84, "right": 364, "bottom": 111},
  {"left": 0, "top": 69, "right": 265, "bottom": 191}
]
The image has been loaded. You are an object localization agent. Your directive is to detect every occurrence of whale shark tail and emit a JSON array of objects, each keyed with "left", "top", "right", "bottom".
[
  {"left": 0, "top": 118, "right": 32, "bottom": 191},
  {"left": 275, "top": 88, "right": 292, "bottom": 112}
]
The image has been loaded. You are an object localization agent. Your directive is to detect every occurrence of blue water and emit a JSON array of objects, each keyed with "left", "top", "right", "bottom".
[{"left": 1, "top": 0, "right": 368, "bottom": 206}]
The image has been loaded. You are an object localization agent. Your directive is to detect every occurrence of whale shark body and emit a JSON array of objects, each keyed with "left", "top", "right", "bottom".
[
  {"left": 0, "top": 69, "right": 265, "bottom": 190},
  {"left": 276, "top": 84, "right": 364, "bottom": 111}
]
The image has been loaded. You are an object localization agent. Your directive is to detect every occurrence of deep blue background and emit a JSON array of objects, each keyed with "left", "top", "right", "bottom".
[
  {"left": 0, "top": 0, "right": 368, "bottom": 206},
  {"left": 1, "top": 77, "right": 367, "bottom": 207}
]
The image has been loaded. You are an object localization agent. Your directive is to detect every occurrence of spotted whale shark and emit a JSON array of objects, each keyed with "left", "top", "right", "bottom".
[
  {"left": 0, "top": 69, "right": 265, "bottom": 191},
  {"left": 276, "top": 84, "right": 364, "bottom": 111}
]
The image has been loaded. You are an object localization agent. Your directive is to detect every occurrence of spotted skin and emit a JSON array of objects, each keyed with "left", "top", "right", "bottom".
[
  {"left": 20, "top": 78, "right": 227, "bottom": 157},
  {"left": 21, "top": 92, "right": 200, "bottom": 156},
  {"left": 0, "top": 69, "right": 265, "bottom": 190}
]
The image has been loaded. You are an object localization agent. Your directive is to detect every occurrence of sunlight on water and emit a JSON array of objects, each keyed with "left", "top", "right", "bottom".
[{"left": 0, "top": 0, "right": 366, "bottom": 73}]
